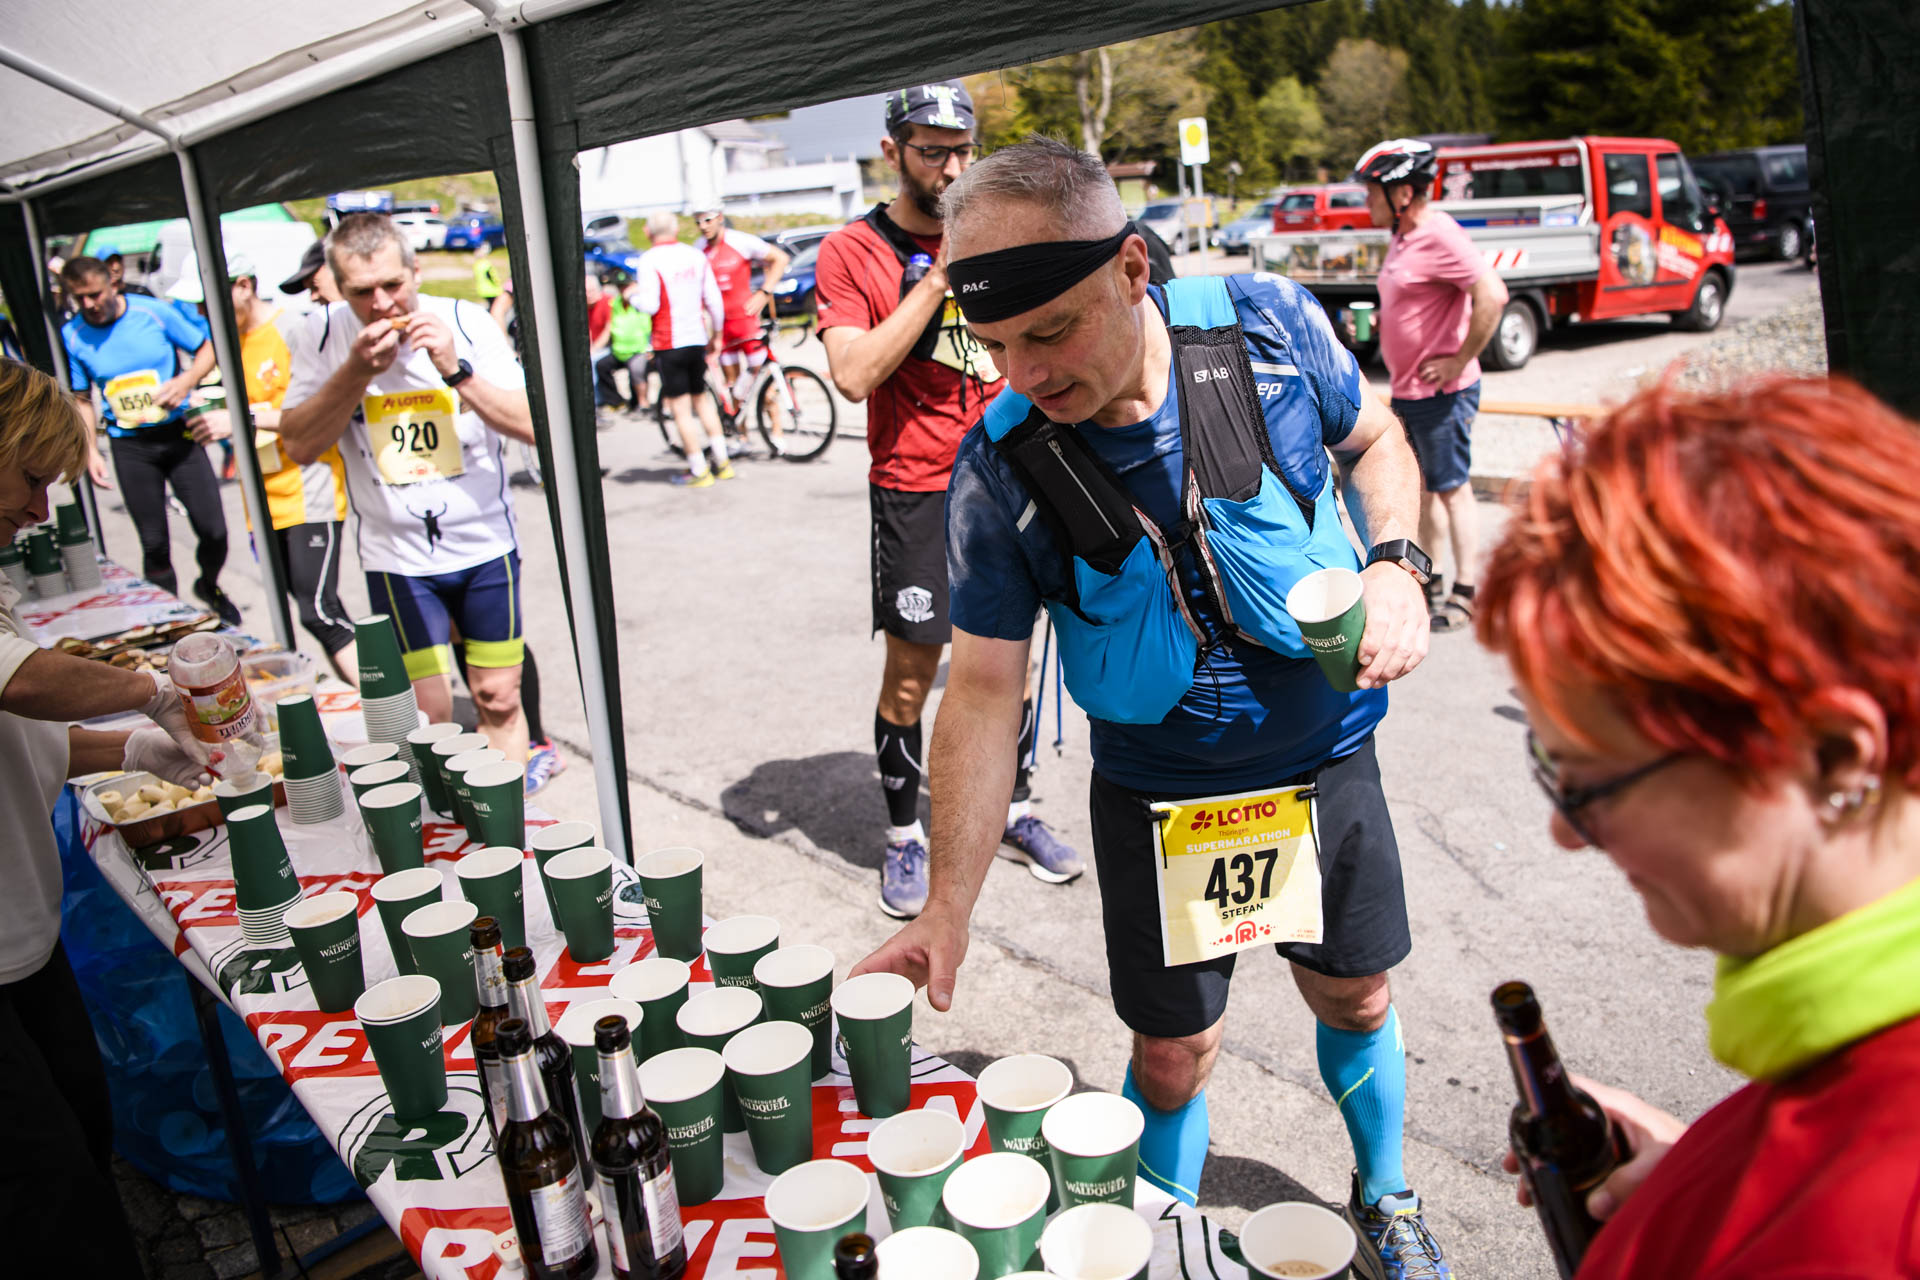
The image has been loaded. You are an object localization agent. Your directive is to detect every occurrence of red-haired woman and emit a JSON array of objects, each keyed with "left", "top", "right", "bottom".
[{"left": 1478, "top": 375, "right": 1920, "bottom": 1277}]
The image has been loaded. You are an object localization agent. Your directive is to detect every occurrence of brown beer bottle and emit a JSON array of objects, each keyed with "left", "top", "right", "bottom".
[
  {"left": 832, "top": 1232, "right": 879, "bottom": 1279},
  {"left": 503, "top": 945, "right": 595, "bottom": 1191},
  {"left": 1493, "top": 981, "right": 1628, "bottom": 1280},
  {"left": 590, "top": 1016, "right": 686, "bottom": 1279},
  {"left": 469, "top": 917, "right": 511, "bottom": 1143},
  {"left": 496, "top": 1019, "right": 599, "bottom": 1280}
]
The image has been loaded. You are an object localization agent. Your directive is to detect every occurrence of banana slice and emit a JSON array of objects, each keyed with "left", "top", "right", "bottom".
[
  {"left": 137, "top": 783, "right": 168, "bottom": 804},
  {"left": 146, "top": 800, "right": 176, "bottom": 815},
  {"left": 98, "top": 789, "right": 124, "bottom": 808},
  {"left": 260, "top": 751, "right": 284, "bottom": 777}
]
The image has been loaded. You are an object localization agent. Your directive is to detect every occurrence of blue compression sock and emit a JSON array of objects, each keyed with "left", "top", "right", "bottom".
[
  {"left": 1122, "top": 1063, "right": 1209, "bottom": 1206},
  {"left": 1316, "top": 1005, "right": 1408, "bottom": 1206}
]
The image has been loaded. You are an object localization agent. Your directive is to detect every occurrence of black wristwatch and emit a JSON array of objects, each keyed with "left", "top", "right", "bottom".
[
  {"left": 1365, "top": 538, "right": 1433, "bottom": 584},
  {"left": 442, "top": 358, "right": 474, "bottom": 388}
]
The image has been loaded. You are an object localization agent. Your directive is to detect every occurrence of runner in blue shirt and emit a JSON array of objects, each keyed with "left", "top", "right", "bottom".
[
  {"left": 60, "top": 256, "right": 239, "bottom": 622},
  {"left": 854, "top": 139, "right": 1453, "bottom": 1279}
]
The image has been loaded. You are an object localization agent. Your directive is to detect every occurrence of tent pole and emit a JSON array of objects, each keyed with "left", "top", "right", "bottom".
[
  {"left": 174, "top": 146, "right": 296, "bottom": 650},
  {"left": 497, "top": 27, "right": 630, "bottom": 863},
  {"left": 19, "top": 196, "right": 107, "bottom": 553}
]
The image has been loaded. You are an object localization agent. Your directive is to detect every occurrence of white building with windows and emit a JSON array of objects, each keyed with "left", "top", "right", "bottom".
[{"left": 577, "top": 118, "right": 864, "bottom": 224}]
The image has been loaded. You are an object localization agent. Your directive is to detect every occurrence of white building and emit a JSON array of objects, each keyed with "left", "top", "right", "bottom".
[{"left": 576, "top": 119, "right": 863, "bottom": 225}]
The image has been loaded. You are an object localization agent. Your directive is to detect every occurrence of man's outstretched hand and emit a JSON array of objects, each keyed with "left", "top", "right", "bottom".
[{"left": 850, "top": 905, "right": 971, "bottom": 1012}]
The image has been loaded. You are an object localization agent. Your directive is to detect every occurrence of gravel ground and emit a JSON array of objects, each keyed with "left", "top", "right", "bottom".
[{"left": 1668, "top": 288, "right": 1830, "bottom": 391}]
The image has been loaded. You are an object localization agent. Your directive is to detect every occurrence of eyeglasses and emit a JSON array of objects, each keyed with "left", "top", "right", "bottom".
[
  {"left": 901, "top": 142, "right": 976, "bottom": 168},
  {"left": 696, "top": 213, "right": 723, "bottom": 222},
  {"left": 1527, "top": 730, "right": 1687, "bottom": 846}
]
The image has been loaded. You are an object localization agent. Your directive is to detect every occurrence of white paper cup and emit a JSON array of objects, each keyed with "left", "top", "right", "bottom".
[
  {"left": 1039, "top": 1203, "right": 1155, "bottom": 1279},
  {"left": 530, "top": 821, "right": 598, "bottom": 853},
  {"left": 942, "top": 1151, "right": 1052, "bottom": 1230},
  {"left": 611, "top": 956, "right": 693, "bottom": 1004},
  {"left": 868, "top": 1106, "right": 967, "bottom": 1179},
  {"left": 370, "top": 866, "right": 445, "bottom": 906},
  {"left": 635, "top": 846, "right": 703, "bottom": 878},
  {"left": 721, "top": 1020, "right": 814, "bottom": 1077},
  {"left": 754, "top": 944, "right": 835, "bottom": 991},
  {"left": 829, "top": 970, "right": 915, "bottom": 1022},
  {"left": 976, "top": 1053, "right": 1074, "bottom": 1115},
  {"left": 705, "top": 914, "right": 781, "bottom": 959},
  {"left": 545, "top": 845, "right": 614, "bottom": 884},
  {"left": 401, "top": 898, "right": 479, "bottom": 945},
  {"left": 283, "top": 891, "right": 358, "bottom": 932},
  {"left": 877, "top": 1226, "right": 980, "bottom": 1280},
  {"left": 1041, "top": 1091, "right": 1147, "bottom": 1159},
  {"left": 1237, "top": 1202, "right": 1358, "bottom": 1280},
  {"left": 338, "top": 742, "right": 402, "bottom": 772},
  {"left": 455, "top": 844, "right": 524, "bottom": 888},
  {"left": 676, "top": 986, "right": 764, "bottom": 1039},
  {"left": 354, "top": 972, "right": 441, "bottom": 1024},
  {"left": 765, "top": 1158, "right": 872, "bottom": 1260},
  {"left": 349, "top": 760, "right": 412, "bottom": 791},
  {"left": 557, "top": 997, "right": 645, "bottom": 1050},
  {"left": 638, "top": 1045, "right": 726, "bottom": 1104}
]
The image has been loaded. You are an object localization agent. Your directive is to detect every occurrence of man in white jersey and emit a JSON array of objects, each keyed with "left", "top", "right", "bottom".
[
  {"left": 278, "top": 214, "right": 536, "bottom": 761},
  {"left": 633, "top": 210, "right": 731, "bottom": 488}
]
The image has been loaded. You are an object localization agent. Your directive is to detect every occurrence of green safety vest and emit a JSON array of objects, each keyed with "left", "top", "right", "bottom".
[
  {"left": 474, "top": 258, "right": 503, "bottom": 299},
  {"left": 607, "top": 294, "right": 651, "bottom": 361}
]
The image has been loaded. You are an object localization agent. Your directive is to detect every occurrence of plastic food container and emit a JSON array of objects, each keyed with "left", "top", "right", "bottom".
[
  {"left": 82, "top": 769, "right": 289, "bottom": 847},
  {"left": 242, "top": 650, "right": 319, "bottom": 731}
]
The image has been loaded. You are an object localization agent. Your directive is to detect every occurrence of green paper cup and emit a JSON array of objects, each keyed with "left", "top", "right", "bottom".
[
  {"left": 338, "top": 742, "right": 402, "bottom": 774},
  {"left": 868, "top": 1105, "right": 965, "bottom": 1231},
  {"left": 765, "top": 1158, "right": 871, "bottom": 1280},
  {"left": 23, "top": 528, "right": 57, "bottom": 575},
  {"left": 402, "top": 899, "right": 481, "bottom": 1024},
  {"left": 722, "top": 1020, "right": 816, "bottom": 1175},
  {"left": 406, "top": 723, "right": 467, "bottom": 815},
  {"left": 635, "top": 846, "right": 704, "bottom": 963},
  {"left": 455, "top": 846, "right": 527, "bottom": 952},
  {"left": 226, "top": 802, "right": 299, "bottom": 933},
  {"left": 1040, "top": 1203, "right": 1154, "bottom": 1280},
  {"left": 355, "top": 974, "right": 447, "bottom": 1120},
  {"left": 638, "top": 1047, "right": 728, "bottom": 1207},
  {"left": 830, "top": 971, "right": 914, "bottom": 1119},
  {"left": 370, "top": 867, "right": 444, "bottom": 977},
  {"left": 676, "top": 986, "right": 764, "bottom": 1133},
  {"left": 274, "top": 694, "right": 335, "bottom": 781},
  {"left": 1348, "top": 299, "right": 1376, "bottom": 344},
  {"left": 359, "top": 782, "right": 425, "bottom": 874},
  {"left": 1236, "top": 1202, "right": 1358, "bottom": 1280},
  {"left": 877, "top": 1227, "right": 980, "bottom": 1280},
  {"left": 941, "top": 1151, "right": 1051, "bottom": 1279},
  {"left": 1285, "top": 567, "right": 1368, "bottom": 694},
  {"left": 448, "top": 748, "right": 506, "bottom": 842},
  {"left": 213, "top": 771, "right": 275, "bottom": 819},
  {"left": 355, "top": 614, "right": 414, "bottom": 701},
  {"left": 429, "top": 732, "right": 490, "bottom": 825},
  {"left": 976, "top": 1053, "right": 1072, "bottom": 1182},
  {"left": 610, "top": 958, "right": 691, "bottom": 1062},
  {"left": 754, "top": 944, "right": 836, "bottom": 1080},
  {"left": 464, "top": 760, "right": 527, "bottom": 848},
  {"left": 348, "top": 759, "right": 412, "bottom": 806},
  {"left": 530, "top": 821, "right": 596, "bottom": 926},
  {"left": 1043, "top": 1091, "right": 1145, "bottom": 1209},
  {"left": 704, "top": 914, "right": 780, "bottom": 990},
  {"left": 284, "top": 891, "right": 365, "bottom": 1013},
  {"left": 55, "top": 501, "right": 87, "bottom": 542},
  {"left": 545, "top": 847, "right": 616, "bottom": 963},
  {"left": 556, "top": 997, "right": 645, "bottom": 1136}
]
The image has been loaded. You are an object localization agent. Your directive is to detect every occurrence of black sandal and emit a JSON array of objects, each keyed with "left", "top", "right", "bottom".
[{"left": 1430, "top": 589, "right": 1475, "bottom": 632}]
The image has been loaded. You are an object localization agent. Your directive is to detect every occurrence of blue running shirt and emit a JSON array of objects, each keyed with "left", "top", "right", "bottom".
[
  {"left": 946, "top": 273, "right": 1388, "bottom": 793},
  {"left": 62, "top": 294, "right": 210, "bottom": 436}
]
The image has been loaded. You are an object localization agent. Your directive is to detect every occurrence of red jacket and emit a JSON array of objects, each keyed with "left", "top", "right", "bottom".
[{"left": 1576, "top": 1016, "right": 1920, "bottom": 1278}]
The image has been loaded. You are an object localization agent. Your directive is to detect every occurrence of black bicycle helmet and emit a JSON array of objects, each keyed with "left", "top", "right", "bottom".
[{"left": 1351, "top": 138, "right": 1438, "bottom": 187}]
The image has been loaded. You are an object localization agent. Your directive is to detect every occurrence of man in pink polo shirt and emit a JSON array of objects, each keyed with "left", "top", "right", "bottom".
[{"left": 1356, "top": 138, "right": 1509, "bottom": 632}]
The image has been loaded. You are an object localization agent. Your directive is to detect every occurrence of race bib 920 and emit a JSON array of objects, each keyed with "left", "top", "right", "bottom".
[{"left": 364, "top": 388, "right": 463, "bottom": 485}]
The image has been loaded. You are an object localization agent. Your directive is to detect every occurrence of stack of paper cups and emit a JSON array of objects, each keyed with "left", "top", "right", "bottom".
[
  {"left": 228, "top": 802, "right": 301, "bottom": 947},
  {"left": 54, "top": 503, "right": 100, "bottom": 591},
  {"left": 277, "top": 693, "right": 346, "bottom": 824},
  {"left": 24, "top": 527, "right": 62, "bottom": 598},
  {"left": 355, "top": 616, "right": 423, "bottom": 763},
  {"left": 0, "top": 541, "right": 30, "bottom": 596}
]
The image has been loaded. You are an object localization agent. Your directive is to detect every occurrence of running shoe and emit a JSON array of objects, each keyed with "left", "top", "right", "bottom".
[
  {"left": 193, "top": 579, "right": 243, "bottom": 627},
  {"left": 1344, "top": 1173, "right": 1454, "bottom": 1280},
  {"left": 672, "top": 471, "right": 715, "bottom": 488},
  {"left": 525, "top": 740, "right": 567, "bottom": 796},
  {"left": 714, "top": 464, "right": 737, "bottom": 481},
  {"left": 999, "top": 813, "right": 1085, "bottom": 884},
  {"left": 880, "top": 835, "right": 930, "bottom": 919}
]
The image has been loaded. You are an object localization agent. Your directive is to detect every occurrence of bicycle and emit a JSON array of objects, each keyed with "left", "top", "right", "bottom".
[{"left": 649, "top": 315, "right": 837, "bottom": 463}]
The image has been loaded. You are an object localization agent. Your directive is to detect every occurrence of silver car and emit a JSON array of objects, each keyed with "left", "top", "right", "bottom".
[
  {"left": 1136, "top": 200, "right": 1189, "bottom": 255},
  {"left": 1213, "top": 200, "right": 1279, "bottom": 254}
]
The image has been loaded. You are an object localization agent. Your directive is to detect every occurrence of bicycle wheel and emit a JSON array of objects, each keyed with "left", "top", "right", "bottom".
[
  {"left": 757, "top": 365, "right": 836, "bottom": 462},
  {"left": 648, "top": 368, "right": 683, "bottom": 456},
  {"left": 781, "top": 316, "right": 814, "bottom": 348}
]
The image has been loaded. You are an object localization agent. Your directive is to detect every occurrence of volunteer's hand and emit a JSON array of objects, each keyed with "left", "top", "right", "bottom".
[
  {"left": 1354, "top": 560, "right": 1430, "bottom": 688},
  {"left": 404, "top": 311, "right": 459, "bottom": 380},
  {"left": 190, "top": 408, "right": 231, "bottom": 446},
  {"left": 138, "top": 669, "right": 211, "bottom": 768},
  {"left": 851, "top": 904, "right": 971, "bottom": 1012},
  {"left": 1417, "top": 351, "right": 1469, "bottom": 386},
  {"left": 349, "top": 318, "right": 405, "bottom": 377},
  {"left": 1501, "top": 1077, "right": 1687, "bottom": 1221},
  {"left": 156, "top": 373, "right": 196, "bottom": 410},
  {"left": 122, "top": 728, "right": 211, "bottom": 788}
]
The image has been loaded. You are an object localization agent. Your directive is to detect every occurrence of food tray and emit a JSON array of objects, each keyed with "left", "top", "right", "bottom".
[
  {"left": 242, "top": 649, "right": 319, "bottom": 729},
  {"left": 55, "top": 612, "right": 221, "bottom": 660},
  {"left": 81, "top": 771, "right": 288, "bottom": 848}
]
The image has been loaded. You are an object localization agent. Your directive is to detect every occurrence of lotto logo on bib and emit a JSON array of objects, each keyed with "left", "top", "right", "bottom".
[{"left": 895, "top": 586, "right": 934, "bottom": 624}]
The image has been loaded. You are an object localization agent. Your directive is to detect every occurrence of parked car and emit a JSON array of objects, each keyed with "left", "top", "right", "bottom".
[
  {"left": 770, "top": 224, "right": 841, "bottom": 258},
  {"left": 393, "top": 200, "right": 442, "bottom": 216},
  {"left": 1270, "top": 184, "right": 1373, "bottom": 233},
  {"left": 768, "top": 242, "right": 820, "bottom": 316},
  {"left": 442, "top": 213, "right": 506, "bottom": 251},
  {"left": 1136, "top": 201, "right": 1193, "bottom": 254},
  {"left": 1213, "top": 199, "right": 1279, "bottom": 253},
  {"left": 392, "top": 213, "right": 448, "bottom": 252},
  {"left": 1690, "top": 144, "right": 1811, "bottom": 261},
  {"left": 584, "top": 236, "right": 643, "bottom": 278}
]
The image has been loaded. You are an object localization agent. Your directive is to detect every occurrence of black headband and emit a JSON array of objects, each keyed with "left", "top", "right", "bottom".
[{"left": 948, "top": 223, "right": 1135, "bottom": 324}]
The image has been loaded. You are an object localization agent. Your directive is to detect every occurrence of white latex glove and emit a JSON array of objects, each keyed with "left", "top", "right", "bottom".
[
  {"left": 123, "top": 728, "right": 212, "bottom": 787},
  {"left": 139, "top": 670, "right": 211, "bottom": 767}
]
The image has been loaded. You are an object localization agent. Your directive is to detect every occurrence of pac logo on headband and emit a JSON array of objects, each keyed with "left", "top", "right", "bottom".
[{"left": 947, "top": 224, "right": 1138, "bottom": 325}]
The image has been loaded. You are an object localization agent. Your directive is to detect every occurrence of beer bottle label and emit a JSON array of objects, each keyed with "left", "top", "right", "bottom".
[
  {"left": 530, "top": 1168, "right": 591, "bottom": 1265},
  {"left": 644, "top": 1165, "right": 684, "bottom": 1260}
]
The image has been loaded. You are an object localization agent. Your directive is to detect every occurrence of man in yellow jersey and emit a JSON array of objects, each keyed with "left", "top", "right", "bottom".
[{"left": 174, "top": 253, "right": 360, "bottom": 683}]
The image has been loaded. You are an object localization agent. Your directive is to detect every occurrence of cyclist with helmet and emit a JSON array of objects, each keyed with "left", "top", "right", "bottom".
[{"left": 1354, "top": 138, "right": 1509, "bottom": 632}]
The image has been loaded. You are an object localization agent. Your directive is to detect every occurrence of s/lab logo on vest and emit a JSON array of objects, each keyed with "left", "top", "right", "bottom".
[
  {"left": 341, "top": 1080, "right": 493, "bottom": 1186},
  {"left": 895, "top": 586, "right": 935, "bottom": 624}
]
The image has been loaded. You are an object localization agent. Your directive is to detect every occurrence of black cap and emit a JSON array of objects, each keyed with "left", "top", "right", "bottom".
[
  {"left": 496, "top": 1018, "right": 531, "bottom": 1056},
  {"left": 884, "top": 82, "right": 974, "bottom": 135},
  {"left": 594, "top": 1015, "right": 632, "bottom": 1054},
  {"left": 279, "top": 240, "right": 327, "bottom": 295},
  {"left": 502, "top": 946, "right": 535, "bottom": 982}
]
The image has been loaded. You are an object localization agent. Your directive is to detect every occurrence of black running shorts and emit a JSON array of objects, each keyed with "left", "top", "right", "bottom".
[
  {"left": 654, "top": 345, "right": 708, "bottom": 399},
  {"left": 870, "top": 484, "right": 952, "bottom": 646},
  {"left": 1089, "top": 736, "right": 1412, "bottom": 1039}
]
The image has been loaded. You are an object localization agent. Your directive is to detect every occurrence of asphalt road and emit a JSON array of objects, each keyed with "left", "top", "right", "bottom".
[{"left": 72, "top": 268, "right": 1807, "bottom": 1276}]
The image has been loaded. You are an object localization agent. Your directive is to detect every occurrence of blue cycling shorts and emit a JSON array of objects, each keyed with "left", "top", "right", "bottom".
[{"left": 366, "top": 551, "right": 525, "bottom": 680}]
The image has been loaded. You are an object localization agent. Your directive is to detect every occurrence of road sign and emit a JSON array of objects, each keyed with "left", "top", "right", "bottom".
[{"left": 1178, "top": 117, "right": 1210, "bottom": 167}]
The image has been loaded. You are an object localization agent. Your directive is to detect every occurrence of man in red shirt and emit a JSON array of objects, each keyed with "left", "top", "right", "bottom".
[
  {"left": 817, "top": 82, "right": 1082, "bottom": 919},
  {"left": 1356, "top": 138, "right": 1509, "bottom": 633},
  {"left": 695, "top": 206, "right": 791, "bottom": 448}
]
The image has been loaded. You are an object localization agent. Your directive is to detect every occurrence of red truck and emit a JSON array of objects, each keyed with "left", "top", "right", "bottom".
[{"left": 1250, "top": 136, "right": 1737, "bottom": 370}]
